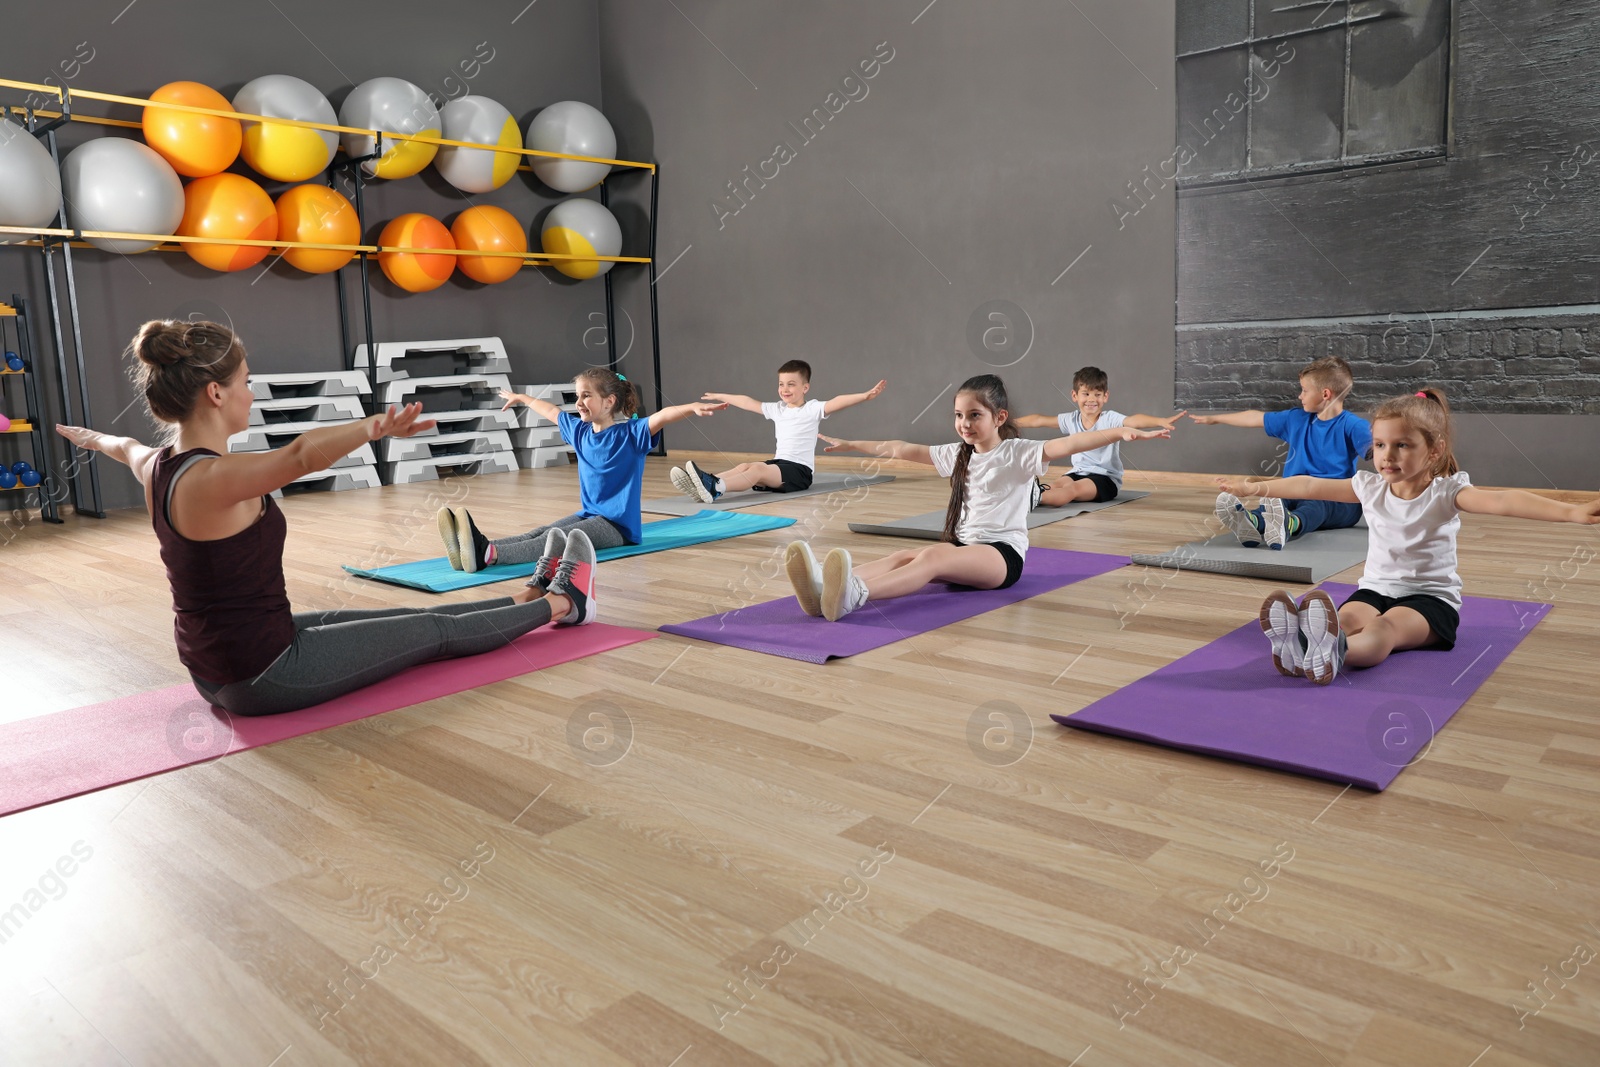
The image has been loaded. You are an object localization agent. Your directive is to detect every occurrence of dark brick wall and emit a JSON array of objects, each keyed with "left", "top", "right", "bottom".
[{"left": 1177, "top": 310, "right": 1600, "bottom": 415}]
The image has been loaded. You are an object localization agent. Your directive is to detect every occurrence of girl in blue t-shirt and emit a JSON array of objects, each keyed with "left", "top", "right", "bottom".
[{"left": 438, "top": 368, "right": 724, "bottom": 575}]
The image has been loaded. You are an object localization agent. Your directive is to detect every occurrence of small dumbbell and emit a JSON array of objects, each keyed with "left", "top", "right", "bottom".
[
  {"left": 10, "top": 461, "right": 33, "bottom": 476},
  {"left": 19, "top": 469, "right": 40, "bottom": 488},
  {"left": 3, "top": 351, "right": 21, "bottom": 372},
  {"left": 0, "top": 470, "right": 16, "bottom": 490}
]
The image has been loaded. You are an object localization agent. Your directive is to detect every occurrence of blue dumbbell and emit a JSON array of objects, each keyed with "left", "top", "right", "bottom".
[
  {"left": 10, "top": 461, "right": 32, "bottom": 476},
  {"left": 3, "top": 351, "right": 21, "bottom": 372},
  {"left": 19, "top": 469, "right": 40, "bottom": 488},
  {"left": 0, "top": 470, "right": 16, "bottom": 490}
]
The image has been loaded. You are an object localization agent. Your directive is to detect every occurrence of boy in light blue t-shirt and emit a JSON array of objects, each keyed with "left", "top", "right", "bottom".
[{"left": 1194, "top": 355, "right": 1372, "bottom": 549}]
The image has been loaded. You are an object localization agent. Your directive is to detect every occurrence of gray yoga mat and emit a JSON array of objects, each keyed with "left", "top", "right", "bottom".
[
  {"left": 847, "top": 489, "right": 1150, "bottom": 539},
  {"left": 1129, "top": 525, "right": 1368, "bottom": 584},
  {"left": 642, "top": 471, "right": 897, "bottom": 515}
]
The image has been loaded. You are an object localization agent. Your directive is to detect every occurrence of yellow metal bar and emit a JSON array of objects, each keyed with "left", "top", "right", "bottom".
[{"left": 2, "top": 105, "right": 141, "bottom": 130}]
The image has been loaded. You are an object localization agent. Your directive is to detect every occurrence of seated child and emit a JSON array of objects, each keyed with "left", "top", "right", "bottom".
[
  {"left": 669, "top": 359, "right": 886, "bottom": 502},
  {"left": 1192, "top": 355, "right": 1371, "bottom": 549},
  {"left": 1014, "top": 365, "right": 1184, "bottom": 507}
]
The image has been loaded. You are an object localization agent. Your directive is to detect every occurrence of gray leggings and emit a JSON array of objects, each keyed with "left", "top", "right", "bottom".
[
  {"left": 193, "top": 596, "right": 553, "bottom": 716},
  {"left": 491, "top": 512, "right": 628, "bottom": 566}
]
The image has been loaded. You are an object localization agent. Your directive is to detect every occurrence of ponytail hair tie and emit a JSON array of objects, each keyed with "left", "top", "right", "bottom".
[
  {"left": 617, "top": 373, "right": 628, "bottom": 381},
  {"left": 1415, "top": 391, "right": 1428, "bottom": 398}
]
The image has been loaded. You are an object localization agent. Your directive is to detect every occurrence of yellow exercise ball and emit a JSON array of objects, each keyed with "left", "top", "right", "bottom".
[
  {"left": 234, "top": 75, "right": 338, "bottom": 182},
  {"left": 339, "top": 78, "right": 440, "bottom": 180}
]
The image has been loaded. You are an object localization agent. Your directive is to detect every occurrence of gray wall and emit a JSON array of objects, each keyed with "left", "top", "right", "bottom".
[
  {"left": 598, "top": 0, "right": 1181, "bottom": 475},
  {"left": 1176, "top": 4, "right": 1600, "bottom": 490},
  {"left": 1, "top": 0, "right": 612, "bottom": 511}
]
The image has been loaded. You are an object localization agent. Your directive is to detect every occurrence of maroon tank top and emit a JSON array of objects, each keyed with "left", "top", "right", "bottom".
[{"left": 151, "top": 447, "right": 295, "bottom": 685}]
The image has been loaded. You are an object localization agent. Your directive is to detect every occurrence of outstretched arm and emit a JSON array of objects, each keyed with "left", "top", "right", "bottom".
[
  {"left": 498, "top": 389, "right": 563, "bottom": 424},
  {"left": 1189, "top": 410, "right": 1265, "bottom": 428},
  {"left": 1012, "top": 414, "right": 1060, "bottom": 429},
  {"left": 1125, "top": 411, "right": 1188, "bottom": 431},
  {"left": 648, "top": 400, "right": 727, "bottom": 434},
  {"left": 1215, "top": 473, "right": 1359, "bottom": 504},
  {"left": 700, "top": 392, "right": 764, "bottom": 414},
  {"left": 1042, "top": 425, "right": 1169, "bottom": 462},
  {"left": 55, "top": 426, "right": 163, "bottom": 489},
  {"left": 822, "top": 379, "right": 887, "bottom": 416},
  {"left": 818, "top": 433, "right": 932, "bottom": 466},
  {"left": 1457, "top": 486, "right": 1600, "bottom": 524}
]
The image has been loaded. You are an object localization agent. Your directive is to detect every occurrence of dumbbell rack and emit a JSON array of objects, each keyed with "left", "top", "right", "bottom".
[
  {"left": 0, "top": 297, "right": 61, "bottom": 523},
  {"left": 354, "top": 337, "right": 521, "bottom": 485},
  {"left": 229, "top": 370, "right": 381, "bottom": 497},
  {"left": 511, "top": 383, "right": 579, "bottom": 469}
]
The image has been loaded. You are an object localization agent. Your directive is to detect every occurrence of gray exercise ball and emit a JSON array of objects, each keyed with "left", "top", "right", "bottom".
[
  {"left": 524, "top": 101, "right": 615, "bottom": 193},
  {"left": 61, "top": 138, "right": 185, "bottom": 254},
  {"left": 0, "top": 118, "right": 62, "bottom": 245}
]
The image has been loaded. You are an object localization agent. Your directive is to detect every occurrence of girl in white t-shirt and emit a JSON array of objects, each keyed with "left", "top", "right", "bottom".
[
  {"left": 1218, "top": 387, "right": 1600, "bottom": 684},
  {"left": 785, "top": 374, "right": 1170, "bottom": 621}
]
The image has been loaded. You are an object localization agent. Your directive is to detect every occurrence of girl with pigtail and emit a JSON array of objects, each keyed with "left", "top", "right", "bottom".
[
  {"left": 784, "top": 374, "right": 1171, "bottom": 621},
  {"left": 1219, "top": 387, "right": 1600, "bottom": 685},
  {"left": 440, "top": 367, "right": 724, "bottom": 583}
]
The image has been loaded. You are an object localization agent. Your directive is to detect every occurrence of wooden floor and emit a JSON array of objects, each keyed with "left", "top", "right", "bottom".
[{"left": 2, "top": 452, "right": 1598, "bottom": 1066}]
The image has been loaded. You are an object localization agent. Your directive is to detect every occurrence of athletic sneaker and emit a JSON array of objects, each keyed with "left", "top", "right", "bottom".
[
  {"left": 1298, "top": 590, "right": 1345, "bottom": 685},
  {"left": 526, "top": 527, "right": 568, "bottom": 591},
  {"left": 1260, "top": 498, "right": 1288, "bottom": 550},
  {"left": 821, "top": 547, "right": 868, "bottom": 622},
  {"left": 668, "top": 466, "right": 700, "bottom": 501},
  {"left": 1031, "top": 479, "right": 1048, "bottom": 510},
  {"left": 785, "top": 541, "right": 825, "bottom": 617},
  {"left": 1215, "top": 491, "right": 1264, "bottom": 548},
  {"left": 546, "top": 528, "right": 597, "bottom": 625},
  {"left": 686, "top": 460, "right": 721, "bottom": 503},
  {"left": 450, "top": 508, "right": 493, "bottom": 573},
  {"left": 1258, "top": 590, "right": 1303, "bottom": 677},
  {"left": 438, "top": 506, "right": 464, "bottom": 570}
]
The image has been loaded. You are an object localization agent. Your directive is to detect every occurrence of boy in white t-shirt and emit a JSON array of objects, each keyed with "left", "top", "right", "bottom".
[
  {"left": 1014, "top": 366, "right": 1185, "bottom": 508},
  {"left": 669, "top": 360, "right": 887, "bottom": 503}
]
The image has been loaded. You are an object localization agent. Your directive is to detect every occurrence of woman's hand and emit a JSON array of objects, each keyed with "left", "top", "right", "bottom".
[
  {"left": 367, "top": 403, "right": 437, "bottom": 441},
  {"left": 56, "top": 424, "right": 109, "bottom": 451}
]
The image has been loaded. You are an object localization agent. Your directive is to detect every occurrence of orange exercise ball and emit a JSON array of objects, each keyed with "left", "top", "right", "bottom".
[
  {"left": 378, "top": 213, "right": 454, "bottom": 293},
  {"left": 275, "top": 184, "right": 359, "bottom": 274},
  {"left": 177, "top": 173, "right": 277, "bottom": 272},
  {"left": 142, "top": 81, "right": 242, "bottom": 178},
  {"left": 450, "top": 205, "right": 525, "bottom": 284}
]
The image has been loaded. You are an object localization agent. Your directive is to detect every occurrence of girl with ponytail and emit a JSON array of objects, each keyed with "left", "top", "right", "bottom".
[
  {"left": 785, "top": 374, "right": 1171, "bottom": 621},
  {"left": 1219, "top": 386, "right": 1600, "bottom": 685},
  {"left": 446, "top": 367, "right": 724, "bottom": 575}
]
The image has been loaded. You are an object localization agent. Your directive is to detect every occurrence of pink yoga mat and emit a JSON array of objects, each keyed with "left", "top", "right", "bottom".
[{"left": 0, "top": 623, "right": 655, "bottom": 817}]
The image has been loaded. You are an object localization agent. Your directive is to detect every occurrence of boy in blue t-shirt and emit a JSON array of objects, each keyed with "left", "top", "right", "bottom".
[{"left": 1193, "top": 355, "right": 1372, "bottom": 549}]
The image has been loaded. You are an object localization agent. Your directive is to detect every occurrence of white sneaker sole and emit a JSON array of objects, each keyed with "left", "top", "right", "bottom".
[
  {"left": 682, "top": 461, "right": 716, "bottom": 504},
  {"left": 1215, "top": 492, "right": 1262, "bottom": 548},
  {"left": 785, "top": 542, "right": 824, "bottom": 617},
  {"left": 452, "top": 507, "right": 481, "bottom": 573},
  {"left": 1299, "top": 591, "right": 1342, "bottom": 685},
  {"left": 822, "top": 548, "right": 854, "bottom": 622},
  {"left": 1258, "top": 591, "right": 1302, "bottom": 677},
  {"left": 669, "top": 466, "right": 703, "bottom": 502},
  {"left": 1260, "top": 498, "right": 1287, "bottom": 550},
  {"left": 437, "top": 507, "right": 463, "bottom": 570}
]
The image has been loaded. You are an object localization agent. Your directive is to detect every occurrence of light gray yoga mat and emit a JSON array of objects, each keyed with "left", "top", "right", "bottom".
[
  {"left": 642, "top": 471, "right": 897, "bottom": 515},
  {"left": 847, "top": 489, "right": 1150, "bottom": 539},
  {"left": 1129, "top": 525, "right": 1368, "bottom": 584}
]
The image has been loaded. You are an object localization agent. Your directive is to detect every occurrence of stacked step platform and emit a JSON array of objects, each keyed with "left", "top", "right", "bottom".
[
  {"left": 354, "top": 337, "right": 521, "bottom": 485},
  {"left": 230, "top": 370, "right": 380, "bottom": 496},
  {"left": 511, "top": 382, "right": 579, "bottom": 469}
]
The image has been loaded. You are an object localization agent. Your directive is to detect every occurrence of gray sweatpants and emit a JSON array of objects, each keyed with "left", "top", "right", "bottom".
[
  {"left": 193, "top": 596, "right": 554, "bottom": 716},
  {"left": 491, "top": 511, "right": 628, "bottom": 566}
]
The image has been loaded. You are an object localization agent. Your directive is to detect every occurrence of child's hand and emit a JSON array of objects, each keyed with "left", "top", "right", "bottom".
[
  {"left": 1577, "top": 497, "right": 1600, "bottom": 525},
  {"left": 700, "top": 392, "right": 727, "bottom": 403},
  {"left": 689, "top": 401, "right": 727, "bottom": 417},
  {"left": 818, "top": 434, "right": 853, "bottom": 453},
  {"left": 1122, "top": 426, "right": 1170, "bottom": 441},
  {"left": 1188, "top": 413, "right": 1222, "bottom": 425},
  {"left": 1215, "top": 475, "right": 1260, "bottom": 497},
  {"left": 1154, "top": 410, "right": 1187, "bottom": 430},
  {"left": 369, "top": 403, "right": 436, "bottom": 440},
  {"left": 864, "top": 379, "right": 887, "bottom": 400},
  {"left": 498, "top": 389, "right": 526, "bottom": 411}
]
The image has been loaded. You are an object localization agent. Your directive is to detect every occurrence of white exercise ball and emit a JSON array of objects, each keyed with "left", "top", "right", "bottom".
[
  {"left": 541, "top": 197, "right": 621, "bottom": 280},
  {"left": 0, "top": 118, "right": 61, "bottom": 245},
  {"left": 435, "top": 95, "right": 521, "bottom": 193},
  {"left": 524, "top": 101, "right": 615, "bottom": 193},
  {"left": 61, "top": 139, "right": 184, "bottom": 254},
  {"left": 339, "top": 77, "right": 440, "bottom": 179}
]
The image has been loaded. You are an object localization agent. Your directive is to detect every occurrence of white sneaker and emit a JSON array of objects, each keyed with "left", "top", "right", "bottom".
[
  {"left": 437, "top": 507, "right": 463, "bottom": 570},
  {"left": 1258, "top": 590, "right": 1303, "bottom": 677},
  {"left": 1298, "top": 590, "right": 1344, "bottom": 685},
  {"left": 1215, "top": 491, "right": 1264, "bottom": 548},
  {"left": 1260, "top": 498, "right": 1288, "bottom": 550},
  {"left": 785, "top": 541, "right": 824, "bottom": 617},
  {"left": 822, "top": 548, "right": 867, "bottom": 622},
  {"left": 526, "top": 527, "right": 568, "bottom": 591},
  {"left": 546, "top": 529, "right": 597, "bottom": 625}
]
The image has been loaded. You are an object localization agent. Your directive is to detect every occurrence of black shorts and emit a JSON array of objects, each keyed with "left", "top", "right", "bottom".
[
  {"left": 751, "top": 458, "right": 814, "bottom": 493},
  {"left": 1342, "top": 588, "right": 1459, "bottom": 651},
  {"left": 954, "top": 539, "right": 1025, "bottom": 590},
  {"left": 1065, "top": 471, "right": 1119, "bottom": 502}
]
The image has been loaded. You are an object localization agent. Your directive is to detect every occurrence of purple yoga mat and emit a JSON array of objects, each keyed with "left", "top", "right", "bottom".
[
  {"left": 1055, "top": 583, "right": 1552, "bottom": 791},
  {"left": 660, "top": 549, "right": 1128, "bottom": 663}
]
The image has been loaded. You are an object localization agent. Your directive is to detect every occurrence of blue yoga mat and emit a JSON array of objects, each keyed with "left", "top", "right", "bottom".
[{"left": 343, "top": 510, "right": 797, "bottom": 592}]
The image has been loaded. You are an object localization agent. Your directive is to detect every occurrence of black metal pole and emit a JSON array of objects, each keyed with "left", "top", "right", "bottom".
[
  {"left": 13, "top": 297, "right": 61, "bottom": 523},
  {"left": 58, "top": 233, "right": 104, "bottom": 517},
  {"left": 332, "top": 173, "right": 351, "bottom": 372},
  {"left": 599, "top": 178, "right": 618, "bottom": 373},
  {"left": 36, "top": 131, "right": 84, "bottom": 514},
  {"left": 349, "top": 163, "right": 378, "bottom": 414},
  {"left": 648, "top": 166, "right": 664, "bottom": 455}
]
